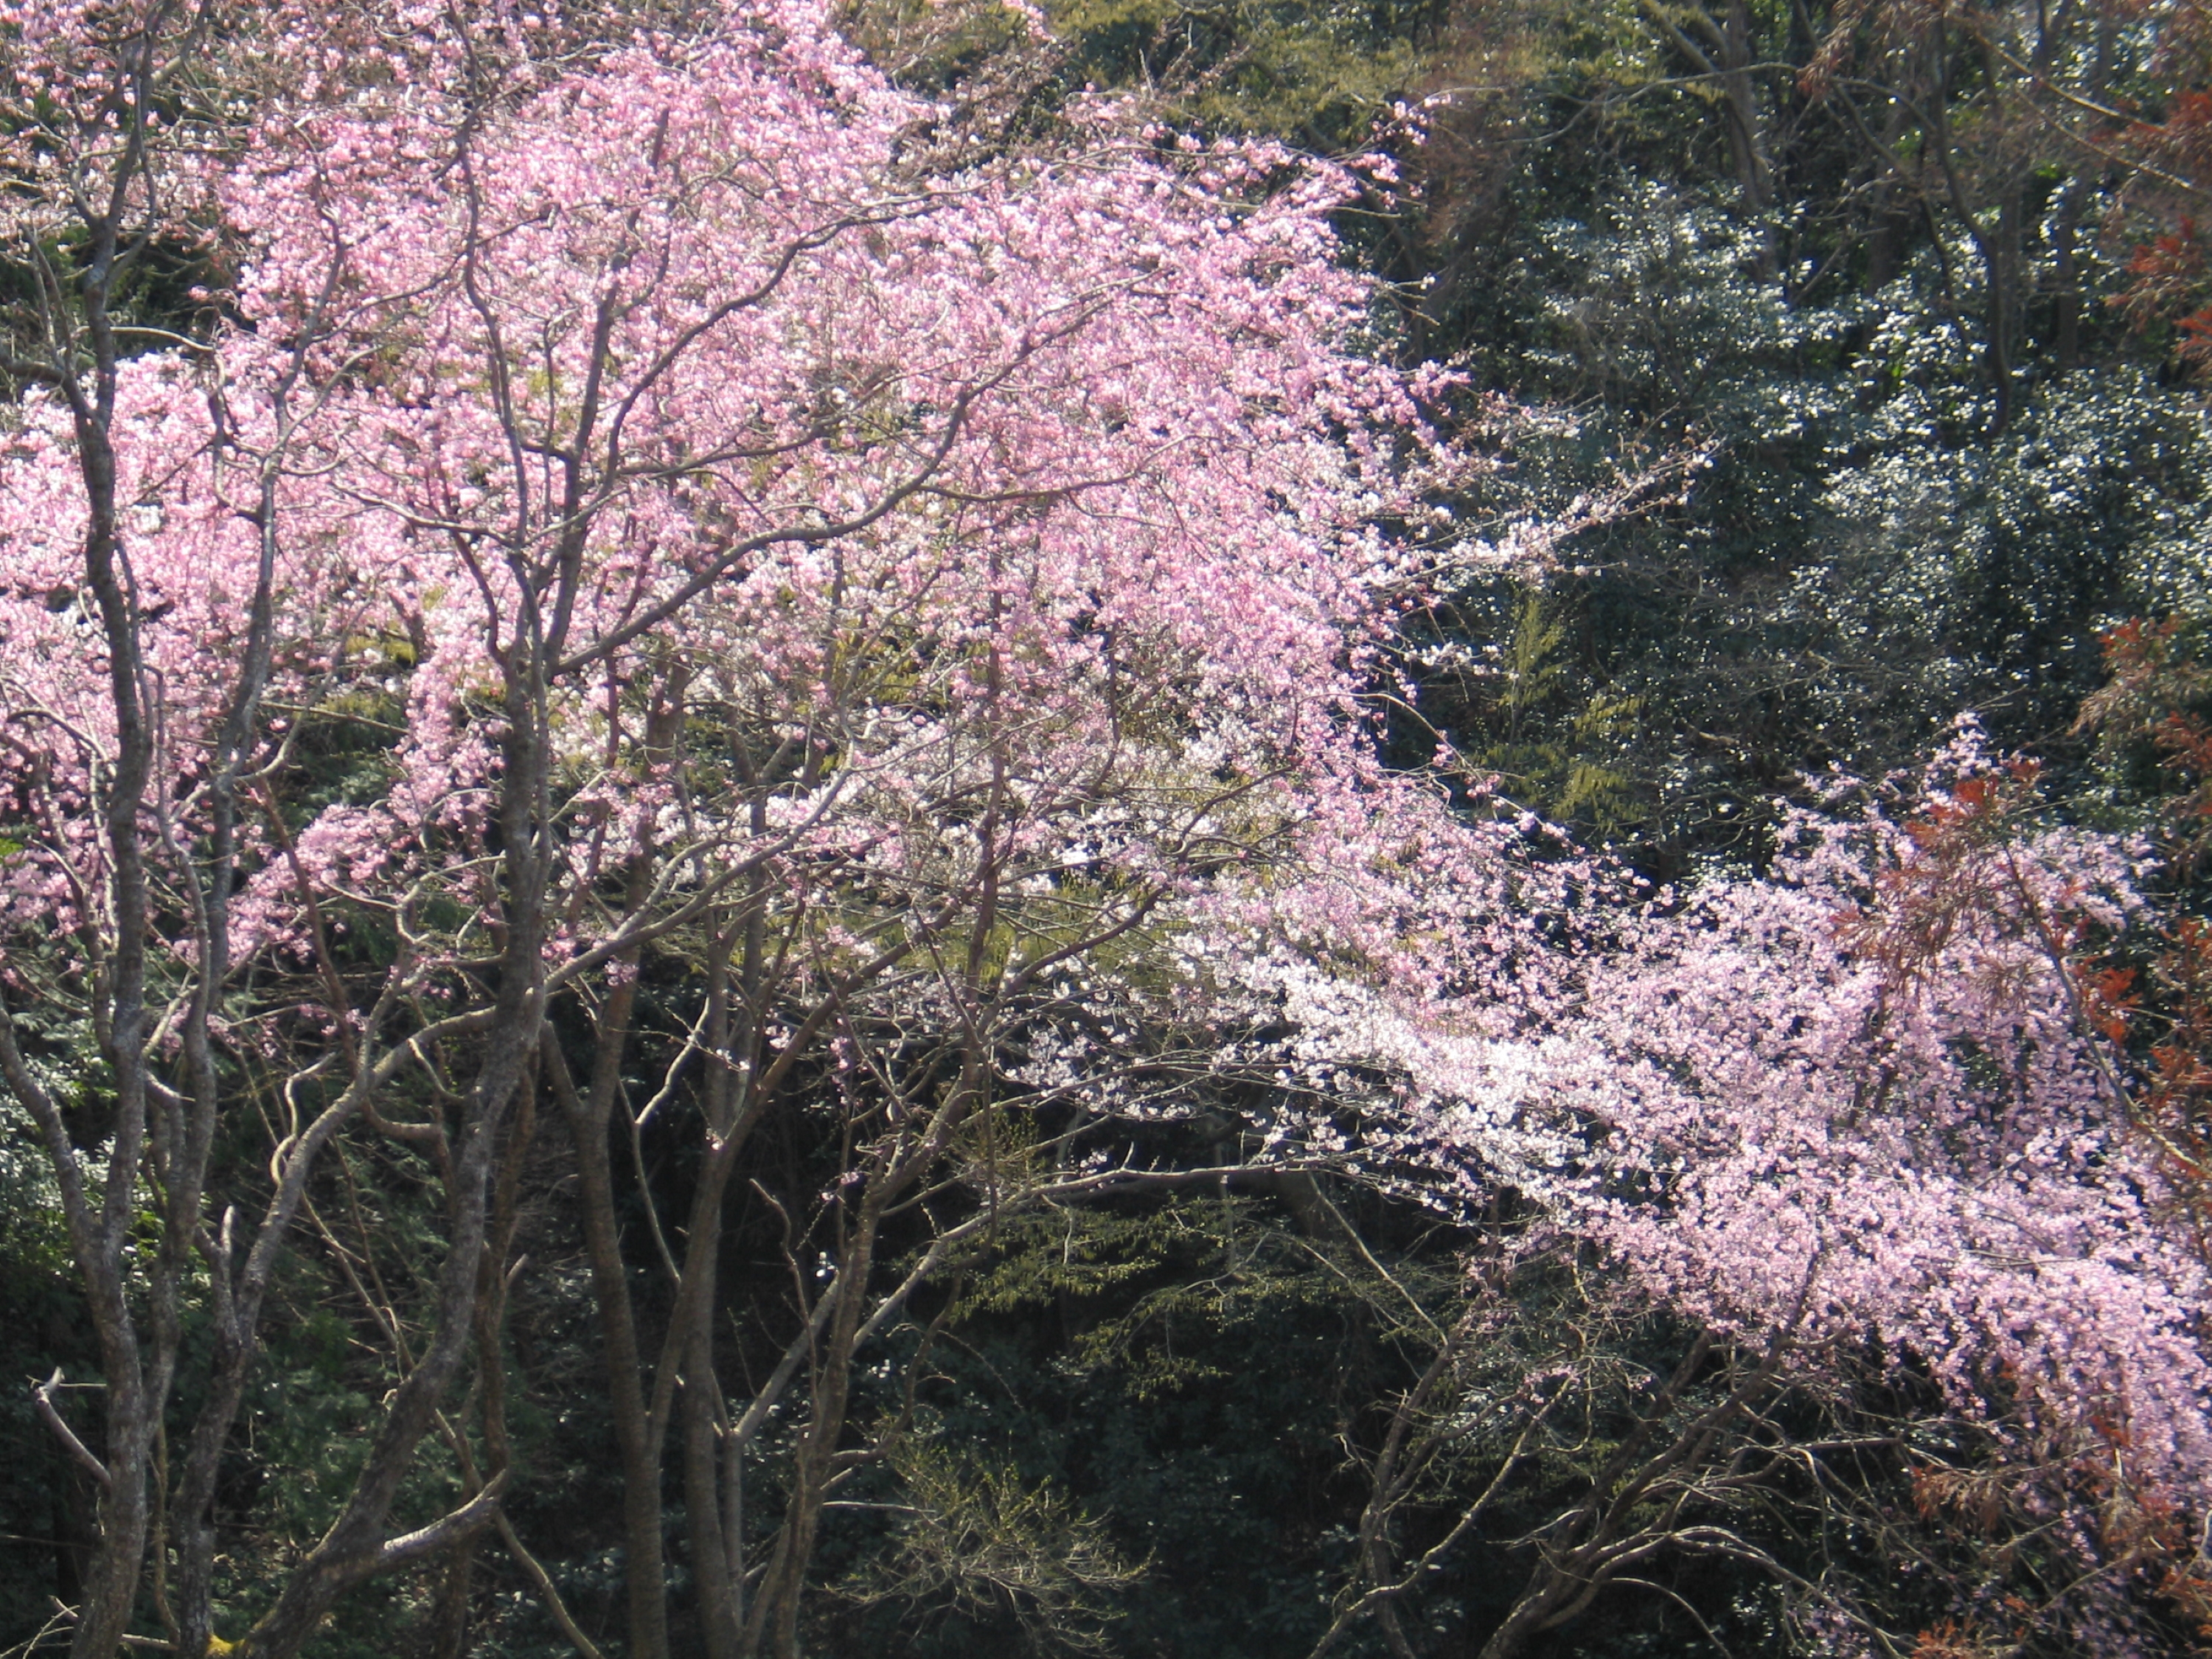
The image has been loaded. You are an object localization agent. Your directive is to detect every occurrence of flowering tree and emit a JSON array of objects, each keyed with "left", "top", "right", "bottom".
[
  {"left": 10, "top": 5, "right": 2208, "bottom": 1658},
  {"left": 1509, "top": 740, "right": 2212, "bottom": 1653},
  {"left": 0, "top": 3, "right": 1572, "bottom": 1656},
  {"left": 1285, "top": 734, "right": 2211, "bottom": 1658}
]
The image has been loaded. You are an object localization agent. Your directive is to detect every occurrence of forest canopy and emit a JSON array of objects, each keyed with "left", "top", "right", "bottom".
[{"left": 1, "top": 1, "right": 2211, "bottom": 1657}]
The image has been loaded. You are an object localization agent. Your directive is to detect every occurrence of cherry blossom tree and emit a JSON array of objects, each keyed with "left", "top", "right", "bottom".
[
  {"left": 0, "top": 3, "right": 1559, "bottom": 1655},
  {"left": 1508, "top": 737, "right": 2212, "bottom": 1653},
  {"left": 1286, "top": 730, "right": 2211, "bottom": 1658},
  {"left": 10, "top": 5, "right": 2207, "bottom": 1659}
]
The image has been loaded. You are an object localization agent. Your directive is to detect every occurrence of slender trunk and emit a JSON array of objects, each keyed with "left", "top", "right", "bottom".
[
  {"left": 1987, "top": 40, "right": 2028, "bottom": 399},
  {"left": 547, "top": 1035, "right": 671, "bottom": 1659},
  {"left": 726, "top": 1424, "right": 746, "bottom": 1633},
  {"left": 684, "top": 1326, "right": 740, "bottom": 1659},
  {"left": 1721, "top": 0, "right": 1775, "bottom": 215},
  {"left": 2047, "top": 16, "right": 2112, "bottom": 377},
  {"left": 542, "top": 664, "right": 693, "bottom": 1659},
  {"left": 423, "top": 1543, "right": 476, "bottom": 1659},
  {"left": 1643, "top": 0, "right": 1775, "bottom": 268},
  {"left": 657, "top": 1116, "right": 750, "bottom": 1641},
  {"left": 685, "top": 881, "right": 748, "bottom": 1659},
  {"left": 744, "top": 1206, "right": 882, "bottom": 1659},
  {"left": 2048, "top": 177, "right": 2085, "bottom": 375},
  {"left": 424, "top": 1056, "right": 538, "bottom": 1659},
  {"left": 1926, "top": 22, "right": 2015, "bottom": 433},
  {"left": 63, "top": 99, "right": 164, "bottom": 1650},
  {"left": 170, "top": 437, "right": 297, "bottom": 1659}
]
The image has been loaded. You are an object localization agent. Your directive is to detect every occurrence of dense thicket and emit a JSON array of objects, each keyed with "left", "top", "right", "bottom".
[
  {"left": 3, "top": 1, "right": 2210, "bottom": 1658},
  {"left": 1026, "top": 0, "right": 2212, "bottom": 865}
]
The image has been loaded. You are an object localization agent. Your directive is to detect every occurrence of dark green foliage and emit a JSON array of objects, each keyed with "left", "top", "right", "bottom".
[
  {"left": 0, "top": 1099, "right": 97, "bottom": 1647},
  {"left": 1040, "top": 0, "right": 1443, "bottom": 150},
  {"left": 786, "top": 1195, "right": 1387, "bottom": 1657}
]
